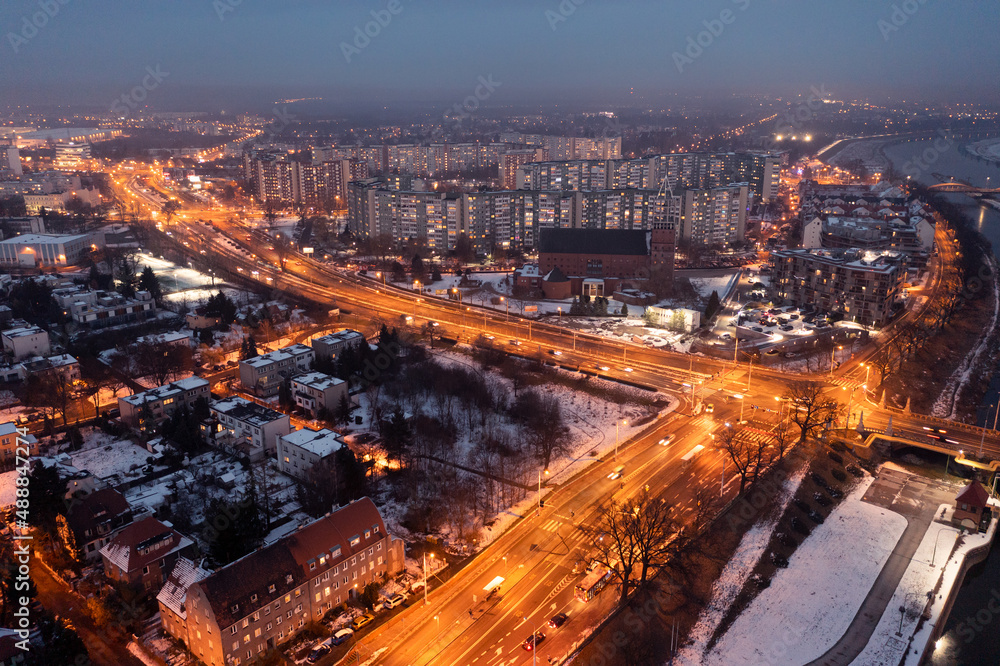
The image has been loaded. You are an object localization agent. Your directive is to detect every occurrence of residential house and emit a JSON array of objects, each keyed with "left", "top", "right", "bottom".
[
  {"left": 276, "top": 428, "right": 343, "bottom": 481},
  {"left": 290, "top": 372, "right": 347, "bottom": 418},
  {"left": 238, "top": 344, "right": 314, "bottom": 397},
  {"left": 201, "top": 397, "right": 292, "bottom": 461},
  {"left": 0, "top": 421, "right": 38, "bottom": 464},
  {"left": 310, "top": 330, "right": 365, "bottom": 362},
  {"left": 118, "top": 377, "right": 210, "bottom": 430},
  {"left": 157, "top": 556, "right": 212, "bottom": 649},
  {"left": 56, "top": 488, "right": 134, "bottom": 562},
  {"left": 1, "top": 326, "right": 50, "bottom": 361},
  {"left": 100, "top": 516, "right": 196, "bottom": 592}
]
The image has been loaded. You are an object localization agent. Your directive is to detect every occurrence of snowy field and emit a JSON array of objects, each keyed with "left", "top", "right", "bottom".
[
  {"left": 697, "top": 476, "right": 907, "bottom": 665},
  {"left": 69, "top": 430, "right": 161, "bottom": 482},
  {"left": 676, "top": 466, "right": 807, "bottom": 664},
  {"left": 689, "top": 274, "right": 738, "bottom": 300}
]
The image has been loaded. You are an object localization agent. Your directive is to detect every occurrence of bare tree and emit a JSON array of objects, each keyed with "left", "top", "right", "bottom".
[
  {"left": 713, "top": 425, "right": 776, "bottom": 494},
  {"left": 784, "top": 381, "right": 839, "bottom": 443},
  {"left": 631, "top": 490, "right": 683, "bottom": 587},
  {"left": 585, "top": 495, "right": 644, "bottom": 606}
]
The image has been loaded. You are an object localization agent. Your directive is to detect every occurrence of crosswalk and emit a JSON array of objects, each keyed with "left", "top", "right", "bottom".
[{"left": 539, "top": 518, "right": 563, "bottom": 533}]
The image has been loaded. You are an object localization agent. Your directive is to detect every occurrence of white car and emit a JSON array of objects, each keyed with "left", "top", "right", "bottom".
[
  {"left": 623, "top": 367, "right": 633, "bottom": 373},
  {"left": 598, "top": 365, "right": 610, "bottom": 372},
  {"left": 659, "top": 434, "right": 675, "bottom": 446}
]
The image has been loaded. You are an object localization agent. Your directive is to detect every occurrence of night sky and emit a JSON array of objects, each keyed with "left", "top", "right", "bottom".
[{"left": 2, "top": 0, "right": 997, "bottom": 110}]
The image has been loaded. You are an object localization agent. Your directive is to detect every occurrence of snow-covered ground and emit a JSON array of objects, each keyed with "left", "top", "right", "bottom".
[
  {"left": 695, "top": 476, "right": 907, "bottom": 665},
  {"left": 862, "top": 498, "right": 1000, "bottom": 666},
  {"left": 135, "top": 253, "right": 218, "bottom": 296},
  {"left": 676, "top": 465, "right": 808, "bottom": 664},
  {"left": 689, "top": 274, "right": 738, "bottom": 300},
  {"left": 68, "top": 430, "right": 160, "bottom": 482}
]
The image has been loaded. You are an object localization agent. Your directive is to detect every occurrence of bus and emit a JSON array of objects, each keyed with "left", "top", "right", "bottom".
[
  {"left": 680, "top": 444, "right": 705, "bottom": 469},
  {"left": 574, "top": 565, "right": 613, "bottom": 602}
]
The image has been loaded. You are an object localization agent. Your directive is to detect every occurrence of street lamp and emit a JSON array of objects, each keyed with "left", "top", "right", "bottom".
[
  {"left": 615, "top": 419, "right": 628, "bottom": 459},
  {"left": 537, "top": 468, "right": 549, "bottom": 509},
  {"left": 423, "top": 552, "right": 435, "bottom": 605},
  {"left": 500, "top": 296, "right": 508, "bottom": 321},
  {"left": 830, "top": 345, "right": 842, "bottom": 376}
]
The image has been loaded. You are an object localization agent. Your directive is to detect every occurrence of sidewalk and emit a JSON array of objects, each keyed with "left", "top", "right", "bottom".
[{"left": 805, "top": 470, "right": 956, "bottom": 665}]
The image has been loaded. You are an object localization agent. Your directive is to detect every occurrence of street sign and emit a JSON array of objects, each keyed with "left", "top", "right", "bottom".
[{"left": 524, "top": 305, "right": 538, "bottom": 312}]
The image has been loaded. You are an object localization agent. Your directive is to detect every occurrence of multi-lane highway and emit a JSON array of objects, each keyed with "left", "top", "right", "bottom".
[{"left": 106, "top": 164, "right": 1000, "bottom": 663}]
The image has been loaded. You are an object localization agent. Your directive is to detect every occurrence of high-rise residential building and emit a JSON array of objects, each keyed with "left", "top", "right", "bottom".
[
  {"left": 674, "top": 184, "right": 749, "bottom": 246},
  {"left": 501, "top": 149, "right": 543, "bottom": 189},
  {"left": 244, "top": 151, "right": 367, "bottom": 205},
  {"left": 1, "top": 145, "right": 21, "bottom": 176}
]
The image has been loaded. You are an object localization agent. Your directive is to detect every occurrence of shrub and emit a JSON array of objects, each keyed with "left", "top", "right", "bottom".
[
  {"left": 790, "top": 517, "right": 810, "bottom": 536},
  {"left": 831, "top": 469, "right": 847, "bottom": 482},
  {"left": 846, "top": 464, "right": 864, "bottom": 478},
  {"left": 828, "top": 451, "right": 844, "bottom": 465},
  {"left": 813, "top": 492, "right": 831, "bottom": 507}
]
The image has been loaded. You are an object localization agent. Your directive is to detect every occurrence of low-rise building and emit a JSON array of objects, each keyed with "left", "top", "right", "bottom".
[
  {"left": 201, "top": 397, "right": 292, "bottom": 461},
  {"left": 0, "top": 421, "right": 38, "bottom": 464},
  {"left": 277, "top": 428, "right": 343, "bottom": 481},
  {"left": 100, "top": 516, "right": 196, "bottom": 593},
  {"left": 238, "top": 344, "right": 315, "bottom": 397},
  {"left": 119, "top": 377, "right": 210, "bottom": 430},
  {"left": 164, "top": 498, "right": 404, "bottom": 666},
  {"left": 19, "top": 353, "right": 79, "bottom": 383},
  {"left": 57, "top": 289, "right": 156, "bottom": 329},
  {"left": 56, "top": 488, "right": 134, "bottom": 562},
  {"left": 0, "top": 233, "right": 92, "bottom": 267},
  {"left": 768, "top": 248, "right": 907, "bottom": 327},
  {"left": 290, "top": 372, "right": 347, "bottom": 417},
  {"left": 1, "top": 326, "right": 50, "bottom": 361},
  {"left": 310, "top": 330, "right": 364, "bottom": 362}
]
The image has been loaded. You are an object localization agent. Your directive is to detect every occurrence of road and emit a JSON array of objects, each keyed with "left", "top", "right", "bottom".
[
  {"left": 105, "top": 163, "right": 1000, "bottom": 662},
  {"left": 31, "top": 557, "right": 145, "bottom": 666}
]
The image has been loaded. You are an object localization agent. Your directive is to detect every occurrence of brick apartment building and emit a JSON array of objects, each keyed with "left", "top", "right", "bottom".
[{"left": 162, "top": 498, "right": 404, "bottom": 666}]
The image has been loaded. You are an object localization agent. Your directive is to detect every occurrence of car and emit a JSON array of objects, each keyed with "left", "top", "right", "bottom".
[
  {"left": 608, "top": 465, "right": 625, "bottom": 480},
  {"left": 623, "top": 367, "right": 633, "bottom": 372},
  {"left": 751, "top": 326, "right": 763, "bottom": 333},
  {"left": 522, "top": 632, "right": 546, "bottom": 651},
  {"left": 548, "top": 613, "right": 569, "bottom": 628},
  {"left": 705, "top": 403, "right": 715, "bottom": 413},
  {"left": 509, "top": 340, "right": 521, "bottom": 346},
  {"left": 780, "top": 325, "right": 794, "bottom": 331},
  {"left": 307, "top": 638, "right": 333, "bottom": 663},
  {"left": 789, "top": 314, "right": 799, "bottom": 320},
  {"left": 597, "top": 365, "right": 610, "bottom": 371},
  {"left": 351, "top": 613, "right": 375, "bottom": 631},
  {"left": 549, "top": 350, "right": 562, "bottom": 356},
  {"left": 659, "top": 434, "right": 675, "bottom": 446},
  {"left": 383, "top": 593, "right": 405, "bottom": 610},
  {"left": 330, "top": 628, "right": 354, "bottom": 645}
]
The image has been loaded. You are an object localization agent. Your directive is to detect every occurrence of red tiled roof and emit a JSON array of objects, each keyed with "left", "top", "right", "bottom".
[
  {"left": 65, "top": 488, "right": 131, "bottom": 539},
  {"left": 100, "top": 516, "right": 192, "bottom": 574},
  {"left": 956, "top": 480, "right": 989, "bottom": 508}
]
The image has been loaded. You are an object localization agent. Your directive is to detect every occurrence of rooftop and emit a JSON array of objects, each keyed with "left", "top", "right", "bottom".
[
  {"left": 280, "top": 427, "right": 343, "bottom": 459},
  {"left": 291, "top": 371, "right": 345, "bottom": 392},
  {"left": 538, "top": 228, "right": 650, "bottom": 256},
  {"left": 241, "top": 344, "right": 314, "bottom": 369},
  {"left": 0, "top": 233, "right": 90, "bottom": 245},
  {"left": 211, "top": 396, "right": 287, "bottom": 426},
  {"left": 121, "top": 376, "right": 208, "bottom": 407}
]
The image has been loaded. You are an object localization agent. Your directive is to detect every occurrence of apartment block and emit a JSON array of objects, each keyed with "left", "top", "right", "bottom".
[
  {"left": 310, "top": 329, "right": 365, "bottom": 362},
  {"left": 277, "top": 427, "right": 344, "bottom": 480},
  {"left": 290, "top": 372, "right": 347, "bottom": 417},
  {"left": 2, "top": 326, "right": 50, "bottom": 360},
  {"left": 768, "top": 248, "right": 907, "bottom": 326},
  {"left": 100, "top": 517, "right": 195, "bottom": 592},
  {"left": 118, "top": 377, "right": 210, "bottom": 430},
  {"left": 165, "top": 498, "right": 404, "bottom": 666},
  {"left": 202, "top": 397, "right": 291, "bottom": 461},
  {"left": 238, "top": 344, "right": 315, "bottom": 397}
]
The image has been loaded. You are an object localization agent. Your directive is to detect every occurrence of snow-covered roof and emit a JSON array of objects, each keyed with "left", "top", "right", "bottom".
[
  {"left": 291, "top": 371, "right": 345, "bottom": 392},
  {"left": 280, "top": 428, "right": 343, "bottom": 459},
  {"left": 156, "top": 556, "right": 211, "bottom": 619}
]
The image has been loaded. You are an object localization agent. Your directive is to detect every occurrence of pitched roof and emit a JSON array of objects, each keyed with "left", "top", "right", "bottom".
[
  {"left": 99, "top": 516, "right": 193, "bottom": 574},
  {"left": 543, "top": 267, "right": 569, "bottom": 283},
  {"left": 956, "top": 480, "right": 989, "bottom": 508},
  {"left": 156, "top": 556, "right": 211, "bottom": 619},
  {"left": 537, "top": 228, "right": 649, "bottom": 256},
  {"left": 195, "top": 497, "right": 387, "bottom": 629},
  {"left": 65, "top": 488, "right": 131, "bottom": 540}
]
